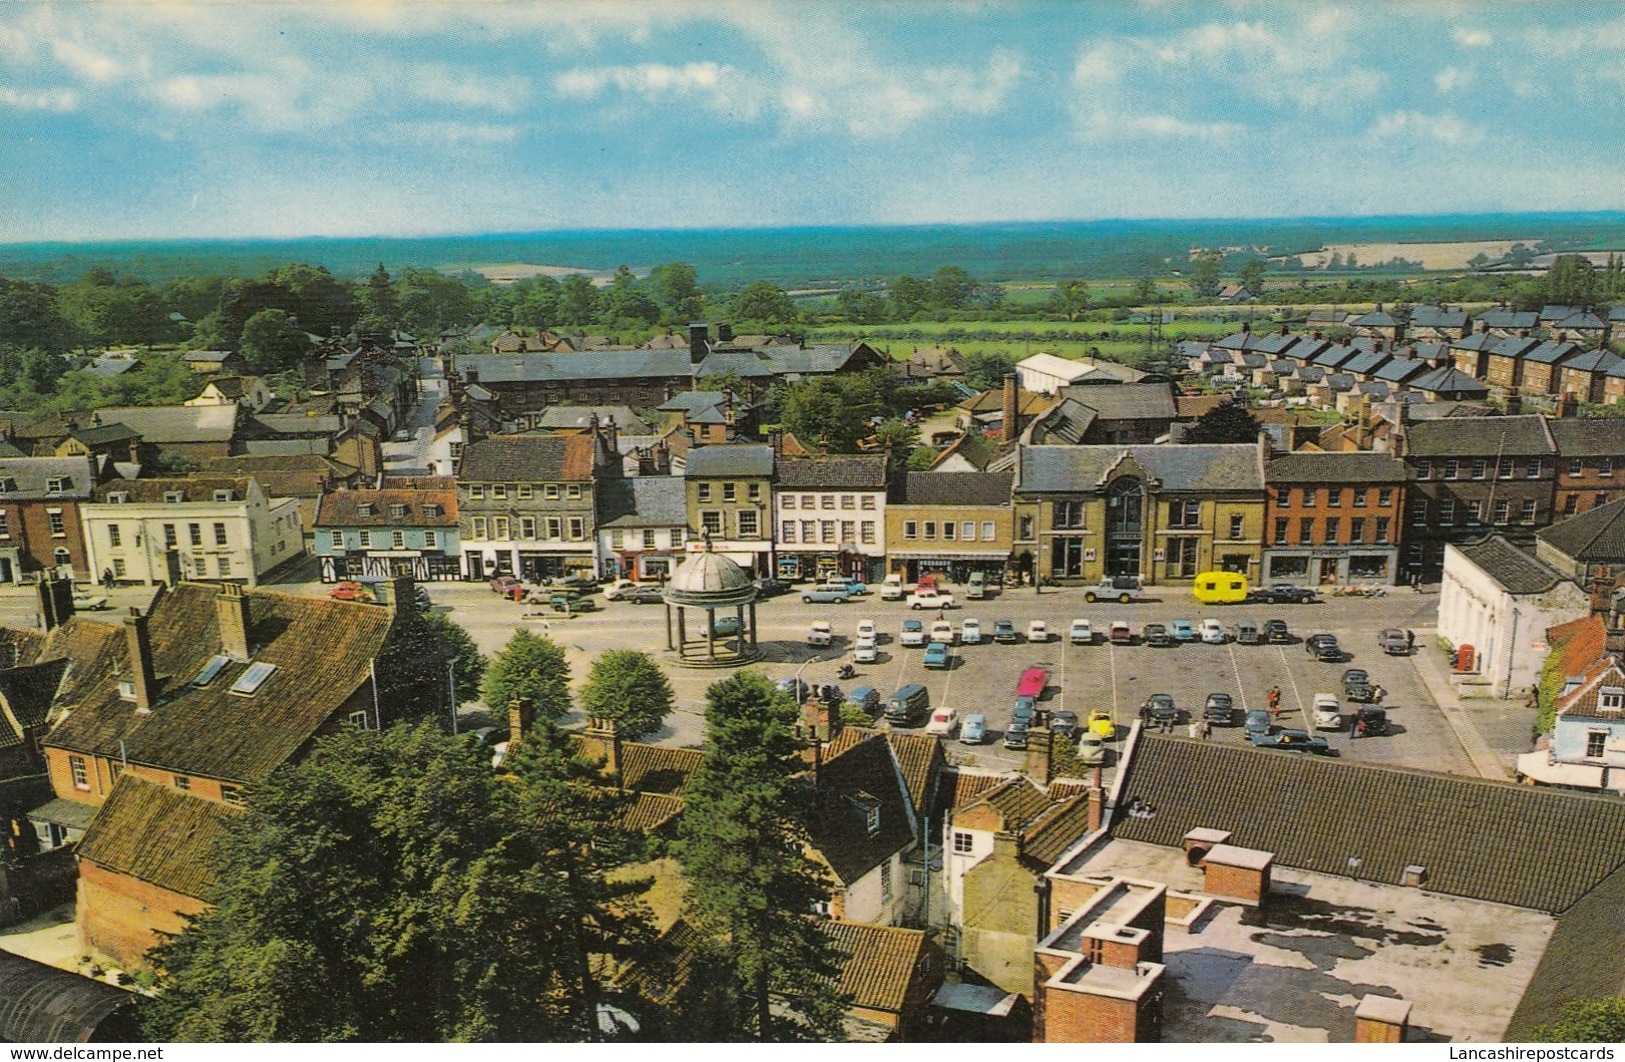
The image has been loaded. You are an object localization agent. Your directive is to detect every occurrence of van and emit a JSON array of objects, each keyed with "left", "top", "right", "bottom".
[
  {"left": 885, "top": 683, "right": 930, "bottom": 726},
  {"left": 966, "top": 572, "right": 988, "bottom": 599},
  {"left": 1192, "top": 571, "right": 1248, "bottom": 605}
]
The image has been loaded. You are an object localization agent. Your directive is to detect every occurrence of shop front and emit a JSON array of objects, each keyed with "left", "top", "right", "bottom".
[
  {"left": 1264, "top": 546, "right": 1397, "bottom": 586},
  {"left": 321, "top": 552, "right": 462, "bottom": 582},
  {"left": 889, "top": 551, "right": 1010, "bottom": 586}
]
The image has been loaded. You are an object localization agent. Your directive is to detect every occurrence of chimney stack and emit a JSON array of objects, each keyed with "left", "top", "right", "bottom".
[
  {"left": 717, "top": 322, "right": 734, "bottom": 343},
  {"left": 1505, "top": 388, "right": 1523, "bottom": 417},
  {"left": 507, "top": 697, "right": 532, "bottom": 748},
  {"left": 1558, "top": 392, "right": 1581, "bottom": 419},
  {"left": 586, "top": 716, "right": 622, "bottom": 778},
  {"left": 1001, "top": 373, "right": 1019, "bottom": 445},
  {"left": 124, "top": 607, "right": 157, "bottom": 713},
  {"left": 688, "top": 322, "right": 710, "bottom": 364},
  {"left": 805, "top": 690, "right": 840, "bottom": 743},
  {"left": 1087, "top": 765, "right": 1106, "bottom": 832},
  {"left": 1606, "top": 600, "right": 1625, "bottom": 664},
  {"left": 36, "top": 576, "right": 74, "bottom": 631},
  {"left": 215, "top": 582, "right": 252, "bottom": 661}
]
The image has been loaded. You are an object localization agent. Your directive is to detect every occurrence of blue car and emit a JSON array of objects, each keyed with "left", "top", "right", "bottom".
[
  {"left": 923, "top": 642, "right": 951, "bottom": 669},
  {"left": 959, "top": 714, "right": 988, "bottom": 745},
  {"left": 1170, "top": 619, "right": 1197, "bottom": 642}
]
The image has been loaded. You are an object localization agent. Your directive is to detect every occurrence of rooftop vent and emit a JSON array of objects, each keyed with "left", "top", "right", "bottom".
[{"left": 229, "top": 660, "right": 276, "bottom": 697}]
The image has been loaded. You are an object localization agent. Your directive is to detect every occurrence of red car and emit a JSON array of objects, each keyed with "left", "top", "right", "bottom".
[
  {"left": 489, "top": 575, "right": 523, "bottom": 599},
  {"left": 329, "top": 581, "right": 371, "bottom": 602},
  {"left": 1016, "top": 667, "right": 1050, "bottom": 700}
]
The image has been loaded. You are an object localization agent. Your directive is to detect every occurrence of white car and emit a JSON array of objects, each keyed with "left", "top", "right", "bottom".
[
  {"left": 1313, "top": 693, "right": 1343, "bottom": 730},
  {"left": 854, "top": 636, "right": 879, "bottom": 663},
  {"left": 603, "top": 579, "right": 639, "bottom": 601},
  {"left": 880, "top": 574, "right": 905, "bottom": 601},
  {"left": 900, "top": 620, "right": 927, "bottom": 647},
  {"left": 808, "top": 621, "right": 834, "bottom": 647},
  {"left": 961, "top": 618, "right": 984, "bottom": 645},
  {"left": 856, "top": 618, "right": 878, "bottom": 642},
  {"left": 1069, "top": 619, "right": 1093, "bottom": 645},
  {"left": 924, "top": 706, "right": 960, "bottom": 737},
  {"left": 1027, "top": 620, "right": 1050, "bottom": 643},
  {"left": 1200, "top": 618, "right": 1227, "bottom": 644},
  {"left": 930, "top": 620, "right": 956, "bottom": 645}
]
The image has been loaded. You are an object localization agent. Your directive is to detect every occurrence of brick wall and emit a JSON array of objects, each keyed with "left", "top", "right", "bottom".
[
  {"left": 78, "top": 858, "right": 208, "bottom": 970},
  {"left": 1035, "top": 980, "right": 1143, "bottom": 1043},
  {"left": 4, "top": 500, "right": 89, "bottom": 574},
  {"left": 1203, "top": 861, "right": 1268, "bottom": 904}
]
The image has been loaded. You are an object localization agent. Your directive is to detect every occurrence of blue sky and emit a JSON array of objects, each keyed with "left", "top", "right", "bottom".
[{"left": 2, "top": 1, "right": 1623, "bottom": 241}]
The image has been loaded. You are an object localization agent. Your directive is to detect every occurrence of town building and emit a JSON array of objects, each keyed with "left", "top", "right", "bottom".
[
  {"left": 314, "top": 477, "right": 461, "bottom": 583},
  {"left": 195, "top": 452, "right": 364, "bottom": 539},
  {"left": 456, "top": 430, "right": 619, "bottom": 581},
  {"left": 1264, "top": 453, "right": 1406, "bottom": 585},
  {"left": 1438, "top": 536, "right": 1588, "bottom": 696},
  {"left": 1536, "top": 497, "right": 1625, "bottom": 611},
  {"left": 1024, "top": 382, "right": 1180, "bottom": 446},
  {"left": 81, "top": 478, "right": 303, "bottom": 587},
  {"left": 595, "top": 476, "right": 689, "bottom": 582},
  {"left": 0, "top": 456, "right": 98, "bottom": 583},
  {"left": 97, "top": 405, "right": 242, "bottom": 466},
  {"left": 1550, "top": 419, "right": 1625, "bottom": 520},
  {"left": 683, "top": 444, "right": 775, "bottom": 577},
  {"left": 885, "top": 471, "right": 1015, "bottom": 585},
  {"left": 183, "top": 374, "right": 274, "bottom": 411},
  {"left": 1016, "top": 353, "right": 1146, "bottom": 395},
  {"left": 773, "top": 453, "right": 888, "bottom": 583},
  {"left": 1518, "top": 607, "right": 1625, "bottom": 793}
]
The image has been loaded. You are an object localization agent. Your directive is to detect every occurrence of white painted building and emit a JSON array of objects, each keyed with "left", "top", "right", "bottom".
[
  {"left": 82, "top": 477, "right": 303, "bottom": 586},
  {"left": 1438, "top": 536, "right": 1589, "bottom": 696},
  {"left": 772, "top": 453, "right": 888, "bottom": 583}
]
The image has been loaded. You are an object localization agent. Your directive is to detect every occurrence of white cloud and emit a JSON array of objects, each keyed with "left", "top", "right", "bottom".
[
  {"left": 50, "top": 39, "right": 122, "bottom": 82},
  {"left": 0, "top": 85, "right": 77, "bottom": 111},
  {"left": 376, "top": 120, "right": 518, "bottom": 147},
  {"left": 411, "top": 66, "right": 529, "bottom": 114},
  {"left": 1453, "top": 27, "right": 1493, "bottom": 48},
  {"left": 1367, "top": 110, "right": 1483, "bottom": 146},
  {"left": 1433, "top": 65, "right": 1471, "bottom": 93}
]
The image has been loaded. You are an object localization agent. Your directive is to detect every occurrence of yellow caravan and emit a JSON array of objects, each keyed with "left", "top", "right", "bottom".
[{"left": 1192, "top": 571, "right": 1248, "bottom": 605}]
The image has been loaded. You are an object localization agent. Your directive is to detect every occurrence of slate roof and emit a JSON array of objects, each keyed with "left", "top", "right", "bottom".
[
  {"left": 43, "top": 584, "right": 399, "bottom": 783},
  {"left": 1055, "top": 381, "right": 1178, "bottom": 421},
  {"left": 1311, "top": 344, "right": 1360, "bottom": 369},
  {"left": 69, "top": 422, "right": 141, "bottom": 446},
  {"left": 776, "top": 454, "right": 887, "bottom": 490},
  {"left": 76, "top": 775, "right": 235, "bottom": 898},
  {"left": 1372, "top": 356, "right": 1427, "bottom": 383},
  {"left": 458, "top": 349, "right": 694, "bottom": 384},
  {"left": 1020, "top": 443, "right": 1265, "bottom": 494},
  {"left": 692, "top": 349, "right": 777, "bottom": 379},
  {"left": 1524, "top": 340, "right": 1582, "bottom": 365},
  {"left": 1404, "top": 414, "right": 1555, "bottom": 457},
  {"left": 315, "top": 486, "right": 458, "bottom": 527},
  {"left": 1024, "top": 398, "right": 1098, "bottom": 444},
  {"left": 1294, "top": 365, "right": 1325, "bottom": 383},
  {"left": 0, "top": 456, "right": 96, "bottom": 499},
  {"left": 93, "top": 477, "right": 256, "bottom": 504},
  {"left": 1549, "top": 419, "right": 1625, "bottom": 458},
  {"left": 1489, "top": 336, "right": 1541, "bottom": 359},
  {"left": 1349, "top": 308, "right": 1398, "bottom": 327},
  {"left": 685, "top": 443, "right": 774, "bottom": 478},
  {"left": 182, "top": 350, "right": 237, "bottom": 364},
  {"left": 254, "top": 413, "right": 345, "bottom": 436},
  {"left": 1267, "top": 452, "right": 1407, "bottom": 484},
  {"left": 0, "top": 950, "right": 134, "bottom": 1043},
  {"left": 458, "top": 434, "right": 600, "bottom": 482},
  {"left": 533, "top": 405, "right": 650, "bottom": 432},
  {"left": 810, "top": 733, "right": 916, "bottom": 887},
  {"left": 596, "top": 477, "right": 689, "bottom": 528},
  {"left": 895, "top": 471, "right": 1013, "bottom": 508},
  {"left": 658, "top": 391, "right": 730, "bottom": 414},
  {"left": 1409, "top": 306, "right": 1469, "bottom": 329},
  {"left": 98, "top": 404, "right": 237, "bottom": 444},
  {"left": 1111, "top": 735, "right": 1625, "bottom": 912},
  {"left": 1451, "top": 331, "right": 1500, "bottom": 351},
  {"left": 1505, "top": 861, "right": 1625, "bottom": 1039},
  {"left": 1477, "top": 310, "right": 1538, "bottom": 329},
  {"left": 1559, "top": 348, "right": 1625, "bottom": 375},
  {"left": 824, "top": 726, "right": 944, "bottom": 821},
  {"left": 1456, "top": 535, "right": 1569, "bottom": 595},
  {"left": 1408, "top": 366, "right": 1490, "bottom": 396},
  {"left": 0, "top": 657, "right": 66, "bottom": 749},
  {"left": 1538, "top": 497, "right": 1625, "bottom": 563}
]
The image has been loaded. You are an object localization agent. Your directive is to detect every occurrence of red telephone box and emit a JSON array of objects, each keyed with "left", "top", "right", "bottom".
[{"left": 1456, "top": 644, "right": 1476, "bottom": 673}]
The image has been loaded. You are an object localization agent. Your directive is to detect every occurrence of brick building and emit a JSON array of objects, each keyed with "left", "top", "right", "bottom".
[
  {"left": 0, "top": 456, "right": 97, "bottom": 583},
  {"left": 1550, "top": 420, "right": 1625, "bottom": 520},
  {"left": 1264, "top": 453, "right": 1407, "bottom": 586},
  {"left": 683, "top": 444, "right": 775, "bottom": 577}
]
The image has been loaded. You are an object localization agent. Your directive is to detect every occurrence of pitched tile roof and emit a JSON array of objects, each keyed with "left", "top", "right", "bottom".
[
  {"left": 938, "top": 769, "right": 1016, "bottom": 812},
  {"left": 776, "top": 454, "right": 887, "bottom": 490},
  {"left": 533, "top": 406, "right": 651, "bottom": 432},
  {"left": 1549, "top": 419, "right": 1625, "bottom": 458},
  {"left": 819, "top": 919, "right": 932, "bottom": 1013},
  {"left": 1410, "top": 306, "right": 1469, "bottom": 329},
  {"left": 76, "top": 775, "right": 235, "bottom": 898},
  {"left": 0, "top": 657, "right": 66, "bottom": 749},
  {"left": 1349, "top": 309, "right": 1397, "bottom": 327},
  {"left": 458, "top": 433, "right": 600, "bottom": 482},
  {"left": 1020, "top": 443, "right": 1265, "bottom": 494},
  {"left": 315, "top": 486, "right": 458, "bottom": 527},
  {"left": 1267, "top": 452, "right": 1407, "bottom": 484},
  {"left": 1524, "top": 340, "right": 1583, "bottom": 365},
  {"left": 1559, "top": 348, "right": 1625, "bottom": 375},
  {"left": 1404, "top": 414, "right": 1555, "bottom": 457},
  {"left": 1372, "top": 356, "right": 1428, "bottom": 383},
  {"left": 684, "top": 443, "right": 774, "bottom": 478},
  {"left": 1409, "top": 366, "right": 1490, "bottom": 396},
  {"left": 823, "top": 726, "right": 944, "bottom": 820},
  {"left": 1021, "top": 796, "right": 1096, "bottom": 865},
  {"left": 1457, "top": 536, "right": 1569, "bottom": 595},
  {"left": 1504, "top": 861, "right": 1625, "bottom": 1039},
  {"left": 1538, "top": 497, "right": 1625, "bottom": 563},
  {"left": 1546, "top": 613, "right": 1607, "bottom": 678},
  {"left": 93, "top": 477, "right": 256, "bottom": 504},
  {"left": 895, "top": 470, "right": 1012, "bottom": 508},
  {"left": 0, "top": 628, "right": 46, "bottom": 670},
  {"left": 1477, "top": 310, "right": 1538, "bottom": 329},
  {"left": 1113, "top": 735, "right": 1625, "bottom": 912},
  {"left": 1055, "top": 381, "right": 1178, "bottom": 421},
  {"left": 570, "top": 733, "right": 703, "bottom": 796},
  {"left": 810, "top": 733, "right": 916, "bottom": 886}
]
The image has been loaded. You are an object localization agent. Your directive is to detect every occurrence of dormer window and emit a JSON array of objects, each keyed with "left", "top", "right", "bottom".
[
  {"left": 389, "top": 504, "right": 407, "bottom": 519},
  {"left": 164, "top": 491, "right": 185, "bottom": 504},
  {"left": 46, "top": 477, "right": 68, "bottom": 494},
  {"left": 213, "top": 489, "right": 234, "bottom": 502},
  {"left": 1602, "top": 688, "right": 1624, "bottom": 714},
  {"left": 357, "top": 503, "right": 375, "bottom": 517},
  {"left": 0, "top": 478, "right": 15, "bottom": 493},
  {"left": 108, "top": 492, "right": 129, "bottom": 504},
  {"left": 118, "top": 676, "right": 136, "bottom": 702},
  {"left": 847, "top": 791, "right": 882, "bottom": 837},
  {"left": 424, "top": 504, "right": 442, "bottom": 518}
]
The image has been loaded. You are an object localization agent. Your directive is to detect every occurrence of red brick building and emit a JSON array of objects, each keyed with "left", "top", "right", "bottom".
[
  {"left": 1264, "top": 453, "right": 1407, "bottom": 585},
  {"left": 1551, "top": 420, "right": 1625, "bottom": 520},
  {"left": 0, "top": 456, "right": 97, "bottom": 583}
]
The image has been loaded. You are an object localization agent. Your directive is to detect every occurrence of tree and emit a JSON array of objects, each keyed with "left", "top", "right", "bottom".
[
  {"left": 647, "top": 261, "right": 704, "bottom": 324},
  {"left": 267, "top": 264, "right": 359, "bottom": 338},
  {"left": 1183, "top": 400, "right": 1263, "bottom": 443},
  {"left": 1531, "top": 998, "right": 1625, "bottom": 1042},
  {"left": 835, "top": 289, "right": 887, "bottom": 324},
  {"left": 558, "top": 274, "right": 600, "bottom": 328},
  {"left": 872, "top": 418, "right": 919, "bottom": 478},
  {"left": 481, "top": 629, "right": 572, "bottom": 724},
  {"left": 1546, "top": 254, "right": 1598, "bottom": 307},
  {"left": 357, "top": 263, "right": 396, "bottom": 333},
  {"left": 962, "top": 350, "right": 1020, "bottom": 391},
  {"left": 776, "top": 378, "right": 871, "bottom": 452},
  {"left": 887, "top": 275, "right": 931, "bottom": 320},
  {"left": 239, "top": 308, "right": 313, "bottom": 374},
  {"left": 417, "top": 609, "right": 485, "bottom": 707},
  {"left": 930, "top": 265, "right": 978, "bottom": 311},
  {"left": 137, "top": 724, "right": 614, "bottom": 1041},
  {"left": 1189, "top": 253, "right": 1222, "bottom": 299},
  {"left": 393, "top": 267, "right": 474, "bottom": 335},
  {"left": 673, "top": 672, "right": 846, "bottom": 1041},
  {"left": 906, "top": 445, "right": 939, "bottom": 471},
  {"left": 578, "top": 650, "right": 674, "bottom": 741},
  {"left": 1238, "top": 258, "right": 1266, "bottom": 293},
  {"left": 0, "top": 278, "right": 75, "bottom": 354},
  {"left": 1046, "top": 280, "right": 1090, "bottom": 321},
  {"left": 727, "top": 281, "right": 798, "bottom": 328},
  {"left": 1132, "top": 276, "right": 1158, "bottom": 304}
]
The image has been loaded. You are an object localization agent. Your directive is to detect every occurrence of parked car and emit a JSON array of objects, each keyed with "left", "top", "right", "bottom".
[
  {"left": 329, "top": 581, "right": 371, "bottom": 602},
  {"left": 630, "top": 586, "right": 664, "bottom": 605},
  {"left": 753, "top": 578, "right": 791, "bottom": 598},
  {"left": 393, "top": 428, "right": 413, "bottom": 442},
  {"left": 602, "top": 578, "right": 639, "bottom": 601},
  {"left": 886, "top": 684, "right": 930, "bottom": 726},
  {"left": 71, "top": 590, "right": 110, "bottom": 610},
  {"left": 1084, "top": 576, "right": 1144, "bottom": 604},
  {"left": 551, "top": 592, "right": 596, "bottom": 613},
  {"left": 1342, "top": 668, "right": 1376, "bottom": 702},
  {"left": 776, "top": 677, "right": 811, "bottom": 703},
  {"left": 880, "top": 574, "right": 906, "bottom": 600},
  {"left": 856, "top": 619, "right": 878, "bottom": 642},
  {"left": 1244, "top": 709, "right": 1272, "bottom": 738},
  {"left": 853, "top": 637, "right": 879, "bottom": 663},
  {"left": 1016, "top": 667, "right": 1049, "bottom": 700},
  {"left": 555, "top": 575, "right": 598, "bottom": 593},
  {"left": 1076, "top": 732, "right": 1108, "bottom": 766},
  {"left": 1203, "top": 693, "right": 1235, "bottom": 726},
  {"left": 846, "top": 686, "right": 881, "bottom": 716},
  {"left": 959, "top": 714, "right": 988, "bottom": 744},
  {"left": 1264, "top": 619, "right": 1292, "bottom": 644},
  {"left": 1143, "top": 623, "right": 1172, "bottom": 647},
  {"left": 1012, "top": 696, "right": 1037, "bottom": 728},
  {"left": 924, "top": 706, "right": 960, "bottom": 737},
  {"left": 1003, "top": 720, "right": 1030, "bottom": 750},
  {"left": 1070, "top": 619, "right": 1094, "bottom": 645},
  {"left": 1355, "top": 704, "right": 1390, "bottom": 735},
  {"left": 825, "top": 575, "right": 867, "bottom": 596},
  {"left": 1049, "top": 710, "right": 1079, "bottom": 738},
  {"left": 1199, "top": 618, "right": 1227, "bottom": 644},
  {"left": 1027, "top": 620, "right": 1050, "bottom": 643},
  {"left": 803, "top": 587, "right": 850, "bottom": 604},
  {"left": 993, "top": 619, "right": 1019, "bottom": 643},
  {"left": 1170, "top": 619, "right": 1197, "bottom": 642},
  {"left": 1305, "top": 633, "right": 1342, "bottom": 661},
  {"left": 966, "top": 572, "right": 989, "bottom": 599},
  {"left": 1087, "top": 709, "right": 1116, "bottom": 740},
  {"left": 930, "top": 620, "right": 956, "bottom": 645},
  {"left": 490, "top": 574, "right": 523, "bottom": 597},
  {"left": 901, "top": 619, "right": 926, "bottom": 647},
  {"left": 923, "top": 642, "right": 952, "bottom": 669},
  {"left": 908, "top": 587, "right": 955, "bottom": 610},
  {"left": 1141, "top": 694, "right": 1179, "bottom": 723},
  {"left": 711, "top": 615, "right": 742, "bottom": 637},
  {"left": 1109, "top": 621, "right": 1134, "bottom": 645},
  {"left": 1379, "top": 628, "right": 1410, "bottom": 655},
  {"left": 1252, "top": 584, "right": 1319, "bottom": 604},
  {"left": 1250, "top": 728, "right": 1334, "bottom": 754},
  {"left": 960, "top": 618, "right": 984, "bottom": 645},
  {"left": 808, "top": 621, "right": 834, "bottom": 646},
  {"left": 1235, "top": 620, "right": 1262, "bottom": 645},
  {"left": 1313, "top": 693, "right": 1343, "bottom": 730}
]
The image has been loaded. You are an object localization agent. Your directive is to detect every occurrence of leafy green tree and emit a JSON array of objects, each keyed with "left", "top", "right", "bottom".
[
  {"left": 835, "top": 289, "right": 887, "bottom": 324},
  {"left": 1531, "top": 997, "right": 1625, "bottom": 1042},
  {"left": 1183, "top": 400, "right": 1263, "bottom": 443},
  {"left": 558, "top": 274, "right": 601, "bottom": 328},
  {"left": 648, "top": 261, "right": 704, "bottom": 324},
  {"left": 727, "top": 281, "right": 798, "bottom": 328},
  {"left": 0, "top": 279, "right": 75, "bottom": 354},
  {"left": 888, "top": 275, "right": 931, "bottom": 320},
  {"left": 930, "top": 265, "right": 978, "bottom": 311},
  {"left": 481, "top": 629, "right": 572, "bottom": 724},
  {"left": 873, "top": 417, "right": 919, "bottom": 478},
  {"left": 907, "top": 445, "right": 939, "bottom": 471},
  {"left": 1546, "top": 254, "right": 1598, "bottom": 308},
  {"left": 0, "top": 346, "right": 66, "bottom": 407},
  {"left": 603, "top": 283, "right": 661, "bottom": 326},
  {"left": 1238, "top": 258, "right": 1266, "bottom": 293},
  {"left": 357, "top": 263, "right": 396, "bottom": 332},
  {"left": 267, "top": 264, "right": 359, "bottom": 338},
  {"left": 1046, "top": 280, "right": 1090, "bottom": 321},
  {"left": 417, "top": 609, "right": 485, "bottom": 707},
  {"left": 962, "top": 350, "right": 1020, "bottom": 391},
  {"left": 137, "top": 724, "right": 607, "bottom": 1041},
  {"left": 1132, "top": 276, "right": 1158, "bottom": 304},
  {"left": 393, "top": 267, "right": 474, "bottom": 335},
  {"left": 673, "top": 672, "right": 846, "bottom": 1041},
  {"left": 777, "top": 378, "right": 870, "bottom": 452},
  {"left": 508, "top": 275, "right": 562, "bottom": 328},
  {"left": 239, "top": 308, "right": 313, "bottom": 375},
  {"left": 163, "top": 276, "right": 231, "bottom": 329},
  {"left": 579, "top": 650, "right": 674, "bottom": 741},
  {"left": 1189, "top": 253, "right": 1222, "bottom": 299}
]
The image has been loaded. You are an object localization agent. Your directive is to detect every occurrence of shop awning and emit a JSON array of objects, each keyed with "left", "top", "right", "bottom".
[
  {"left": 889, "top": 551, "right": 1010, "bottom": 561},
  {"left": 1516, "top": 751, "right": 1608, "bottom": 789}
]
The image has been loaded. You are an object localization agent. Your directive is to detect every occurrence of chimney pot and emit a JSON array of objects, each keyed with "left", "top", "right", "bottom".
[{"left": 215, "top": 582, "right": 252, "bottom": 661}]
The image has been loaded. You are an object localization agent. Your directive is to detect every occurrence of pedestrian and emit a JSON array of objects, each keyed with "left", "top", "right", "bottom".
[
  {"left": 101, "top": 568, "right": 113, "bottom": 589},
  {"left": 1372, "top": 683, "right": 1386, "bottom": 703},
  {"left": 1267, "top": 685, "right": 1282, "bottom": 718},
  {"left": 1199, "top": 719, "right": 1212, "bottom": 741},
  {"left": 1354, "top": 716, "right": 1367, "bottom": 739},
  {"left": 1406, "top": 629, "right": 1415, "bottom": 651},
  {"left": 1187, "top": 720, "right": 1199, "bottom": 739}
]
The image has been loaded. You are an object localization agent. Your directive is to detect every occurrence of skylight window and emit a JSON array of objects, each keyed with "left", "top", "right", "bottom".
[
  {"left": 229, "top": 661, "right": 277, "bottom": 696},
  {"left": 193, "top": 654, "right": 232, "bottom": 687}
]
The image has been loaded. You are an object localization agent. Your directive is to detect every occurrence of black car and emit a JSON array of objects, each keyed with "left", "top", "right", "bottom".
[
  {"left": 1342, "top": 668, "right": 1376, "bottom": 702},
  {"left": 1305, "top": 633, "right": 1341, "bottom": 661},
  {"left": 1049, "top": 711, "right": 1079, "bottom": 738},
  {"left": 1254, "top": 584, "right": 1320, "bottom": 604},
  {"left": 630, "top": 587, "right": 664, "bottom": 605},
  {"left": 1143, "top": 623, "right": 1173, "bottom": 647},
  {"left": 1003, "top": 720, "right": 1030, "bottom": 750},
  {"left": 1203, "top": 693, "right": 1235, "bottom": 725},
  {"left": 1140, "top": 694, "right": 1179, "bottom": 723},
  {"left": 1354, "top": 704, "right": 1389, "bottom": 735},
  {"left": 1264, "top": 619, "right": 1292, "bottom": 644},
  {"left": 753, "top": 578, "right": 791, "bottom": 598}
]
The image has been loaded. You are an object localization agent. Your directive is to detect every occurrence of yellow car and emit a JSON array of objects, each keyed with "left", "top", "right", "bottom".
[{"left": 1087, "top": 709, "right": 1116, "bottom": 740}]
